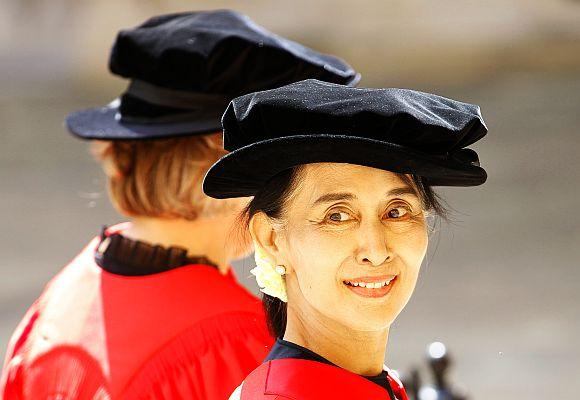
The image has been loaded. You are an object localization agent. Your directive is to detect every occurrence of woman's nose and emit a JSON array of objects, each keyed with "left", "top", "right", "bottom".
[{"left": 355, "top": 221, "right": 392, "bottom": 266}]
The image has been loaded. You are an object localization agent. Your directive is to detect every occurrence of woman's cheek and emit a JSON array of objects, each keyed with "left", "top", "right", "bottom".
[
  {"left": 289, "top": 231, "right": 348, "bottom": 308},
  {"left": 285, "top": 231, "right": 319, "bottom": 297},
  {"left": 396, "top": 229, "right": 428, "bottom": 301},
  {"left": 289, "top": 224, "right": 346, "bottom": 269},
  {"left": 396, "top": 223, "right": 428, "bottom": 264}
]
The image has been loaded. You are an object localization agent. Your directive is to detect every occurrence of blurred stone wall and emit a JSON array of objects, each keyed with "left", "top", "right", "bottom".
[{"left": 2, "top": 0, "right": 580, "bottom": 93}]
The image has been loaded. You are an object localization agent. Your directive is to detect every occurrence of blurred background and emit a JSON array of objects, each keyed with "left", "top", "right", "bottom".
[{"left": 1, "top": 1, "right": 579, "bottom": 399}]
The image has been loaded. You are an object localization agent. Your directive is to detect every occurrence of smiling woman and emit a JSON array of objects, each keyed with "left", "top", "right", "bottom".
[
  {"left": 203, "top": 79, "right": 488, "bottom": 400},
  {"left": 243, "top": 165, "right": 446, "bottom": 340},
  {"left": 248, "top": 164, "right": 434, "bottom": 369}
]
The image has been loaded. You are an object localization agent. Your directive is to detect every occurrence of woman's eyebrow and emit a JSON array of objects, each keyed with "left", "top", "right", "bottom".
[
  {"left": 313, "top": 192, "right": 356, "bottom": 206},
  {"left": 313, "top": 187, "right": 417, "bottom": 206},
  {"left": 387, "top": 187, "right": 418, "bottom": 197}
]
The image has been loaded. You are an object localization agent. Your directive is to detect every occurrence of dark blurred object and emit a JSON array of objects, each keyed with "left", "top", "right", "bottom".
[
  {"left": 399, "top": 367, "right": 421, "bottom": 400},
  {"left": 423, "top": 342, "right": 467, "bottom": 400},
  {"left": 401, "top": 342, "right": 468, "bottom": 400}
]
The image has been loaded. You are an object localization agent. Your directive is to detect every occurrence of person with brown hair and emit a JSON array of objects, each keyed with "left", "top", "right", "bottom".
[
  {"left": 0, "top": 11, "right": 359, "bottom": 400},
  {"left": 89, "top": 135, "right": 242, "bottom": 274}
]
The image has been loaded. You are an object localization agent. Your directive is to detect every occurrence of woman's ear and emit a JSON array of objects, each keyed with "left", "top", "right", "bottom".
[
  {"left": 249, "top": 212, "right": 280, "bottom": 262},
  {"left": 90, "top": 140, "right": 123, "bottom": 179}
]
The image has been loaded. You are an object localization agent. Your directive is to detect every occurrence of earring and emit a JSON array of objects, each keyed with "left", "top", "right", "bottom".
[{"left": 275, "top": 265, "right": 287, "bottom": 276}]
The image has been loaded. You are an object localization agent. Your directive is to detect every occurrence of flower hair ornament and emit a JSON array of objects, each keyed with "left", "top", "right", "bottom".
[{"left": 250, "top": 246, "right": 288, "bottom": 302}]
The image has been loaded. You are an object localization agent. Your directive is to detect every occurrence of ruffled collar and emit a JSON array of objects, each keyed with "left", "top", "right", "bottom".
[{"left": 94, "top": 226, "right": 218, "bottom": 276}]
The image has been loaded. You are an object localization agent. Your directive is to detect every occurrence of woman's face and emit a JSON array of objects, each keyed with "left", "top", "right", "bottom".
[{"left": 276, "top": 163, "right": 428, "bottom": 332}]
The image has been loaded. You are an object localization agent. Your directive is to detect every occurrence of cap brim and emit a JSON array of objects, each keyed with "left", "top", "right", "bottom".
[
  {"left": 203, "top": 135, "right": 487, "bottom": 199},
  {"left": 346, "top": 72, "right": 362, "bottom": 87},
  {"left": 65, "top": 102, "right": 222, "bottom": 140}
]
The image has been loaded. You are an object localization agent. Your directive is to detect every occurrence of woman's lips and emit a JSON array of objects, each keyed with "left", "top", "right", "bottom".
[{"left": 343, "top": 275, "right": 397, "bottom": 298}]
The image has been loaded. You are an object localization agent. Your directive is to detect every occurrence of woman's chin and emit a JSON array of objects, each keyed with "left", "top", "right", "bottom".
[{"left": 338, "top": 309, "right": 398, "bottom": 332}]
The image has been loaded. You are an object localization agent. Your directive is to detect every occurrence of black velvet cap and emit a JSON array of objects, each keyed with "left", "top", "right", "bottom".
[
  {"left": 203, "top": 79, "right": 488, "bottom": 198},
  {"left": 66, "top": 10, "right": 360, "bottom": 140}
]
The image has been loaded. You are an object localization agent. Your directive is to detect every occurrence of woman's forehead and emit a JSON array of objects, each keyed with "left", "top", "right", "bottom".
[
  {"left": 297, "top": 163, "right": 412, "bottom": 201},
  {"left": 302, "top": 163, "right": 404, "bottom": 184}
]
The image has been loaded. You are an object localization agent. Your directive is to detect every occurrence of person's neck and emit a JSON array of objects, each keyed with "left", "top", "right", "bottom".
[
  {"left": 283, "top": 303, "right": 389, "bottom": 376},
  {"left": 121, "top": 216, "right": 235, "bottom": 274}
]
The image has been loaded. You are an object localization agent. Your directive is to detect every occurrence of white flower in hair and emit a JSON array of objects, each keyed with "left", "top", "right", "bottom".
[{"left": 250, "top": 246, "right": 287, "bottom": 302}]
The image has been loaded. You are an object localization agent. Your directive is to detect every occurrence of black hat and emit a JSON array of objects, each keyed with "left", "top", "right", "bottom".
[
  {"left": 66, "top": 10, "right": 360, "bottom": 140},
  {"left": 203, "top": 79, "right": 488, "bottom": 198}
]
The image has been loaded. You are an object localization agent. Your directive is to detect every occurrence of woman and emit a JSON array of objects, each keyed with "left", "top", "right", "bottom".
[
  {"left": 203, "top": 79, "right": 488, "bottom": 399},
  {"left": 0, "top": 12, "right": 359, "bottom": 400}
]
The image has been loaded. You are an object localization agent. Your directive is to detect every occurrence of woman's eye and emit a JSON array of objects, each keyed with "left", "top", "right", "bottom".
[
  {"left": 385, "top": 206, "right": 410, "bottom": 219},
  {"left": 328, "top": 211, "right": 351, "bottom": 222}
]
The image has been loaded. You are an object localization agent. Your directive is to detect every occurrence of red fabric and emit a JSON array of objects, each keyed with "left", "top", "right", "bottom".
[
  {"left": 240, "top": 359, "right": 409, "bottom": 400},
  {"left": 1, "top": 234, "right": 273, "bottom": 400}
]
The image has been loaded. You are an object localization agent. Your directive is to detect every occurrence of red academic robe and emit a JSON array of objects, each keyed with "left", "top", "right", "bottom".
[
  {"left": 1, "top": 229, "right": 273, "bottom": 400},
  {"left": 235, "top": 359, "right": 409, "bottom": 400}
]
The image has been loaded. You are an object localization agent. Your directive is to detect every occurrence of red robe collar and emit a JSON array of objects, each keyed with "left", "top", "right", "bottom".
[{"left": 241, "top": 359, "right": 408, "bottom": 400}]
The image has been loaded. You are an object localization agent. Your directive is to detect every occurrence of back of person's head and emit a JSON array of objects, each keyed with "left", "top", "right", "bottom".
[{"left": 92, "top": 133, "right": 237, "bottom": 220}]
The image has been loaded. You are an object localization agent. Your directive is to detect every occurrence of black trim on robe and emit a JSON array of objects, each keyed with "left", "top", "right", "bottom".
[
  {"left": 266, "top": 338, "right": 397, "bottom": 399},
  {"left": 94, "top": 226, "right": 219, "bottom": 276}
]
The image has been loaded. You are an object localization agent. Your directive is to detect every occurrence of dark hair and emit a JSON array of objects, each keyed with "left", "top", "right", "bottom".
[{"left": 242, "top": 166, "right": 447, "bottom": 338}]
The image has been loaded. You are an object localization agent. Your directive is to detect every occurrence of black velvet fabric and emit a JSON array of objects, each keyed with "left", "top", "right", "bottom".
[
  {"left": 110, "top": 10, "right": 359, "bottom": 94},
  {"left": 66, "top": 10, "right": 359, "bottom": 140},
  {"left": 203, "top": 79, "right": 488, "bottom": 198}
]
